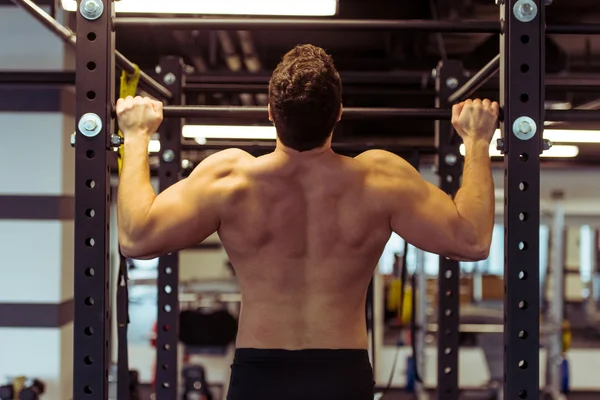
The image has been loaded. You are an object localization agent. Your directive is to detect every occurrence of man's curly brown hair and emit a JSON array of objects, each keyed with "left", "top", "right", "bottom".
[{"left": 268, "top": 44, "right": 342, "bottom": 152}]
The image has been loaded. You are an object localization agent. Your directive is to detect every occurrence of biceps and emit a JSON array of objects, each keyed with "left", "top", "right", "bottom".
[{"left": 390, "top": 182, "right": 470, "bottom": 259}]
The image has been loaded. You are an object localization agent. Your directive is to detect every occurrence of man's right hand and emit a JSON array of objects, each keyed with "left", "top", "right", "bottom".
[{"left": 451, "top": 99, "right": 500, "bottom": 145}]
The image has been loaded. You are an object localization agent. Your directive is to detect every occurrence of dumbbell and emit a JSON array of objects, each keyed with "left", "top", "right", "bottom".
[
  {"left": 19, "top": 379, "right": 45, "bottom": 400},
  {"left": 0, "top": 384, "right": 14, "bottom": 400}
]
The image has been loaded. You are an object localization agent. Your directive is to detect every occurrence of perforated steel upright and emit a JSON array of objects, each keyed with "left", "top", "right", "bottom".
[
  {"left": 499, "top": 0, "right": 544, "bottom": 398},
  {"left": 155, "top": 56, "right": 184, "bottom": 400},
  {"left": 73, "top": 0, "right": 114, "bottom": 399},
  {"left": 434, "top": 60, "right": 466, "bottom": 400}
]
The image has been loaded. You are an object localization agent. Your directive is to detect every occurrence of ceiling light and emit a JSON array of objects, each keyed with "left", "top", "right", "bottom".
[
  {"left": 183, "top": 125, "right": 277, "bottom": 141},
  {"left": 459, "top": 143, "right": 579, "bottom": 158},
  {"left": 148, "top": 140, "right": 161, "bottom": 153},
  {"left": 61, "top": 0, "right": 338, "bottom": 16},
  {"left": 493, "top": 129, "right": 600, "bottom": 144}
]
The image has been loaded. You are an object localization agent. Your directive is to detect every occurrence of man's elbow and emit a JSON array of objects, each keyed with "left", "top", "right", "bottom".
[
  {"left": 458, "top": 240, "right": 491, "bottom": 262},
  {"left": 119, "top": 234, "right": 156, "bottom": 260}
]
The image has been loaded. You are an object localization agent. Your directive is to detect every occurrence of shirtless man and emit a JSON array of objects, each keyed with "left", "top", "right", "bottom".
[{"left": 116, "top": 44, "right": 498, "bottom": 400}]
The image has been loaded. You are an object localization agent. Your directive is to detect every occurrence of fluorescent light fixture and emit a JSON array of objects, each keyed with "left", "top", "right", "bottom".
[
  {"left": 459, "top": 143, "right": 579, "bottom": 158},
  {"left": 492, "top": 129, "right": 600, "bottom": 144},
  {"left": 183, "top": 125, "right": 277, "bottom": 142},
  {"left": 61, "top": 0, "right": 338, "bottom": 16},
  {"left": 149, "top": 139, "right": 161, "bottom": 153}
]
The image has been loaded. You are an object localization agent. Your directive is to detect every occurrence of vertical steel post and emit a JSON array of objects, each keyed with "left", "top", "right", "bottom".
[
  {"left": 434, "top": 60, "right": 466, "bottom": 400},
  {"left": 73, "top": 0, "right": 114, "bottom": 399},
  {"left": 500, "top": 0, "right": 544, "bottom": 398},
  {"left": 546, "top": 190, "right": 565, "bottom": 397},
  {"left": 415, "top": 249, "right": 428, "bottom": 400},
  {"left": 154, "top": 56, "right": 184, "bottom": 400}
]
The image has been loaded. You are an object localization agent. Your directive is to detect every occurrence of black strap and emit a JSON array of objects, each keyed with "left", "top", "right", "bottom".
[{"left": 117, "top": 252, "right": 130, "bottom": 400}]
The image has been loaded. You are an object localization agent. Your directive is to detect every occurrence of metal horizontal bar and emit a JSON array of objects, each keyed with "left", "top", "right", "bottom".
[
  {"left": 448, "top": 55, "right": 500, "bottom": 104},
  {"left": 546, "top": 23, "right": 600, "bottom": 35},
  {"left": 0, "top": 71, "right": 75, "bottom": 86},
  {"left": 426, "top": 323, "right": 559, "bottom": 334},
  {"left": 164, "top": 106, "right": 452, "bottom": 120},
  {"left": 9, "top": 0, "right": 172, "bottom": 100},
  {"left": 115, "top": 17, "right": 500, "bottom": 33},
  {"left": 115, "top": 18, "right": 599, "bottom": 35},
  {"left": 546, "top": 109, "right": 600, "bottom": 122}
]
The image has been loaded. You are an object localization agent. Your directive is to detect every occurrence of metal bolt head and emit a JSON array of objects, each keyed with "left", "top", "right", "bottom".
[
  {"left": 518, "top": 121, "right": 532, "bottom": 134},
  {"left": 512, "top": 116, "right": 537, "bottom": 141},
  {"left": 162, "top": 149, "right": 175, "bottom": 163},
  {"left": 163, "top": 73, "right": 176, "bottom": 85},
  {"left": 111, "top": 135, "right": 124, "bottom": 147},
  {"left": 84, "top": 0, "right": 98, "bottom": 13},
  {"left": 446, "top": 77, "right": 459, "bottom": 89},
  {"left": 543, "top": 139, "right": 553, "bottom": 151},
  {"left": 496, "top": 138, "right": 505, "bottom": 152},
  {"left": 80, "top": 0, "right": 104, "bottom": 20},
  {"left": 513, "top": 0, "right": 538, "bottom": 22},
  {"left": 83, "top": 119, "right": 98, "bottom": 132},
  {"left": 155, "top": 66, "right": 162, "bottom": 74},
  {"left": 444, "top": 153, "right": 458, "bottom": 166},
  {"left": 70, "top": 133, "right": 76, "bottom": 148},
  {"left": 520, "top": 3, "right": 533, "bottom": 15},
  {"left": 78, "top": 113, "right": 103, "bottom": 138}
]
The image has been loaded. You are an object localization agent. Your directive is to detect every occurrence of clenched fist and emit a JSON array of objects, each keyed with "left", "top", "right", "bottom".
[
  {"left": 451, "top": 99, "right": 500, "bottom": 145},
  {"left": 116, "top": 96, "right": 164, "bottom": 138}
]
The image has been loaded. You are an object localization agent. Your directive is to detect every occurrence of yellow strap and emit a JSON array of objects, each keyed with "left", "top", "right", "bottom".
[
  {"left": 13, "top": 376, "right": 26, "bottom": 398},
  {"left": 117, "top": 65, "right": 141, "bottom": 174},
  {"left": 562, "top": 320, "right": 572, "bottom": 353}
]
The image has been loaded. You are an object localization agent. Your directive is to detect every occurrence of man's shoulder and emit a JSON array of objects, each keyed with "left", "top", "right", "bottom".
[{"left": 353, "top": 149, "right": 413, "bottom": 176}]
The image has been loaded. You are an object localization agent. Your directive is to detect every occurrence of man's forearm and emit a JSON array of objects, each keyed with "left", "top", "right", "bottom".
[
  {"left": 117, "top": 135, "right": 156, "bottom": 242},
  {"left": 454, "top": 139, "right": 495, "bottom": 252}
]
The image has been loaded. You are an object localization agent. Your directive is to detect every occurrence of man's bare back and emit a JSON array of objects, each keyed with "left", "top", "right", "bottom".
[
  {"left": 116, "top": 44, "right": 500, "bottom": 399},
  {"left": 217, "top": 148, "right": 393, "bottom": 350}
]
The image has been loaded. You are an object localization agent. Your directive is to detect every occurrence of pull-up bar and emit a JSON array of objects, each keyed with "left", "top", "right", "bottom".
[
  {"left": 10, "top": 0, "right": 172, "bottom": 100},
  {"left": 160, "top": 105, "right": 600, "bottom": 123},
  {"left": 114, "top": 18, "right": 600, "bottom": 35},
  {"left": 162, "top": 106, "right": 452, "bottom": 120}
]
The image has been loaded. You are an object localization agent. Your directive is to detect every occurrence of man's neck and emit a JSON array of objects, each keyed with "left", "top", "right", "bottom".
[{"left": 274, "top": 139, "right": 333, "bottom": 158}]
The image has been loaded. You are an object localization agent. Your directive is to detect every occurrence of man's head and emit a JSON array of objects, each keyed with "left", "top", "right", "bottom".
[{"left": 268, "top": 44, "right": 342, "bottom": 152}]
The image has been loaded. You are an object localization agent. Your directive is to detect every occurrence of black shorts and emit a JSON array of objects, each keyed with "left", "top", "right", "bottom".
[{"left": 226, "top": 348, "right": 375, "bottom": 400}]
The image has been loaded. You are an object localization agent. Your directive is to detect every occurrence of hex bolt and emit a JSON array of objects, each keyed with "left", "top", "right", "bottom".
[
  {"left": 80, "top": 0, "right": 104, "bottom": 20},
  {"left": 496, "top": 138, "right": 505, "bottom": 152},
  {"left": 83, "top": 119, "right": 98, "bottom": 132},
  {"left": 513, "top": 0, "right": 538, "bottom": 22},
  {"left": 543, "top": 139, "right": 553, "bottom": 151},
  {"left": 520, "top": 3, "right": 533, "bottom": 15},
  {"left": 111, "top": 135, "right": 124, "bottom": 147},
  {"left": 445, "top": 153, "right": 458, "bottom": 166},
  {"left": 512, "top": 116, "right": 536, "bottom": 141},
  {"left": 162, "top": 150, "right": 175, "bottom": 163},
  {"left": 518, "top": 121, "right": 532, "bottom": 134},
  {"left": 78, "top": 113, "right": 103, "bottom": 138},
  {"left": 163, "top": 73, "right": 176, "bottom": 85},
  {"left": 446, "top": 77, "right": 459, "bottom": 89}
]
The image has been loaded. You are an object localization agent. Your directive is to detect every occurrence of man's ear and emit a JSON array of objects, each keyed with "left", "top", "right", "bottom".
[{"left": 268, "top": 104, "right": 273, "bottom": 122}]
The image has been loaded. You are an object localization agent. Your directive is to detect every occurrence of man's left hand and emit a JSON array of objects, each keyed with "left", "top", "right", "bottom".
[{"left": 116, "top": 96, "right": 164, "bottom": 139}]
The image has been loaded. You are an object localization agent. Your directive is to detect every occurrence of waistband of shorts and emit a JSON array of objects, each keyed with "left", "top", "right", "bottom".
[{"left": 233, "top": 348, "right": 370, "bottom": 363}]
